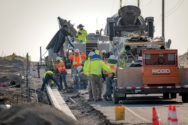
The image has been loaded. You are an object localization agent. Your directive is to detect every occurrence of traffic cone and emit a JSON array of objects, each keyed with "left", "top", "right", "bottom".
[
  {"left": 152, "top": 107, "right": 160, "bottom": 125},
  {"left": 171, "top": 105, "right": 178, "bottom": 125},
  {"left": 168, "top": 105, "right": 172, "bottom": 125}
]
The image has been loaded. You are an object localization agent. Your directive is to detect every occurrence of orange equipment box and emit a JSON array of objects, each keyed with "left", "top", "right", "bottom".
[{"left": 142, "top": 49, "right": 179, "bottom": 86}]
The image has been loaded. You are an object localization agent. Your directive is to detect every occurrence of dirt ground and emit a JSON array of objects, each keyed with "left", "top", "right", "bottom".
[{"left": 0, "top": 104, "right": 78, "bottom": 125}]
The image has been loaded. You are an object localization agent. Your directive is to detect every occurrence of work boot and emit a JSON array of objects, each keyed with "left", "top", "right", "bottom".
[
  {"left": 107, "top": 96, "right": 112, "bottom": 101},
  {"left": 97, "top": 98, "right": 102, "bottom": 101},
  {"left": 87, "top": 98, "right": 94, "bottom": 102},
  {"left": 103, "top": 95, "right": 108, "bottom": 101}
]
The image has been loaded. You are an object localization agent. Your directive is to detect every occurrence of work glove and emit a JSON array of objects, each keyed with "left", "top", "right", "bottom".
[
  {"left": 112, "top": 73, "right": 115, "bottom": 78},
  {"left": 78, "top": 32, "right": 82, "bottom": 35}
]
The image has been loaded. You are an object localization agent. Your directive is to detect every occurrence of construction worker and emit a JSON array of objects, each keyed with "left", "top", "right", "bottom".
[
  {"left": 90, "top": 49, "right": 102, "bottom": 60},
  {"left": 55, "top": 57, "right": 68, "bottom": 90},
  {"left": 69, "top": 49, "right": 86, "bottom": 89},
  {"left": 100, "top": 50, "right": 107, "bottom": 61},
  {"left": 41, "top": 70, "right": 61, "bottom": 91},
  {"left": 103, "top": 55, "right": 118, "bottom": 101},
  {"left": 85, "top": 55, "right": 113, "bottom": 102},
  {"left": 83, "top": 51, "right": 95, "bottom": 101},
  {"left": 76, "top": 24, "right": 88, "bottom": 42}
]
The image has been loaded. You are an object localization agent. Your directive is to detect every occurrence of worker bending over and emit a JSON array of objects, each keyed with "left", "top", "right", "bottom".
[
  {"left": 76, "top": 24, "right": 88, "bottom": 42},
  {"left": 41, "top": 70, "right": 61, "bottom": 91},
  {"left": 103, "top": 55, "right": 117, "bottom": 101},
  {"left": 85, "top": 55, "right": 113, "bottom": 102},
  {"left": 55, "top": 57, "right": 68, "bottom": 90},
  {"left": 69, "top": 49, "right": 86, "bottom": 89}
]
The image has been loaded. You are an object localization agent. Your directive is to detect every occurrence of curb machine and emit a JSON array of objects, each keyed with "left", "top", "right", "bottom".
[{"left": 105, "top": 6, "right": 188, "bottom": 104}]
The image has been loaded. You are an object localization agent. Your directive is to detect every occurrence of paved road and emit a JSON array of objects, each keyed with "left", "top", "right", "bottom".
[{"left": 80, "top": 91, "right": 188, "bottom": 125}]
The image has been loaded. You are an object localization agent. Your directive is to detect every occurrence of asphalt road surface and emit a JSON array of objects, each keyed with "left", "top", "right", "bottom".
[{"left": 82, "top": 93, "right": 188, "bottom": 125}]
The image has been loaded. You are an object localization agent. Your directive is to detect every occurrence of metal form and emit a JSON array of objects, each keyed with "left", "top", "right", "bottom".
[{"left": 46, "top": 85, "right": 77, "bottom": 120}]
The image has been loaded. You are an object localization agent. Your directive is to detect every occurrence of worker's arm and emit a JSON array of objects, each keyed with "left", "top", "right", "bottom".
[
  {"left": 83, "top": 30, "right": 88, "bottom": 37},
  {"left": 83, "top": 61, "right": 88, "bottom": 75},
  {"left": 101, "top": 61, "right": 113, "bottom": 73}
]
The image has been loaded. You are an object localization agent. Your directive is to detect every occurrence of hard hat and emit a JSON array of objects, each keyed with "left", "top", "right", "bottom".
[
  {"left": 74, "top": 49, "right": 80, "bottom": 53},
  {"left": 77, "top": 24, "right": 84, "bottom": 29},
  {"left": 101, "top": 50, "right": 106, "bottom": 53},
  {"left": 88, "top": 51, "right": 95, "bottom": 57},
  {"left": 95, "top": 50, "right": 99, "bottom": 55},
  {"left": 109, "top": 55, "right": 116, "bottom": 60},
  {"left": 56, "top": 57, "right": 62, "bottom": 61},
  {"left": 77, "top": 66, "right": 83, "bottom": 73}
]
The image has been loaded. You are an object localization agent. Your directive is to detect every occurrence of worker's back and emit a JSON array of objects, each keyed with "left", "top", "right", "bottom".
[{"left": 88, "top": 59, "right": 112, "bottom": 76}]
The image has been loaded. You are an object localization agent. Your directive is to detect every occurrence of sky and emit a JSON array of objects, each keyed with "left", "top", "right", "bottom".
[{"left": 0, "top": 0, "right": 188, "bottom": 61}]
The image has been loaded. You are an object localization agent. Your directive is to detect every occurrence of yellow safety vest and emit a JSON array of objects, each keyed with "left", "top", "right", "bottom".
[
  {"left": 76, "top": 29, "right": 88, "bottom": 42},
  {"left": 86, "top": 59, "right": 113, "bottom": 76}
]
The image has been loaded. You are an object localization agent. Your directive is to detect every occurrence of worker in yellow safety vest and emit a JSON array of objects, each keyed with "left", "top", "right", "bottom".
[
  {"left": 83, "top": 51, "right": 95, "bottom": 101},
  {"left": 55, "top": 57, "right": 68, "bottom": 90},
  {"left": 76, "top": 24, "right": 88, "bottom": 42},
  {"left": 85, "top": 55, "right": 113, "bottom": 102},
  {"left": 69, "top": 49, "right": 86, "bottom": 89},
  {"left": 103, "top": 55, "right": 117, "bottom": 101},
  {"left": 41, "top": 70, "right": 61, "bottom": 91}
]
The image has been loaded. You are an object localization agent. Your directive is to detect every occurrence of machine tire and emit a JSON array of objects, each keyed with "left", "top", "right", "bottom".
[
  {"left": 170, "top": 93, "right": 177, "bottom": 99},
  {"left": 163, "top": 93, "right": 169, "bottom": 99},
  {"left": 182, "top": 93, "right": 188, "bottom": 103}
]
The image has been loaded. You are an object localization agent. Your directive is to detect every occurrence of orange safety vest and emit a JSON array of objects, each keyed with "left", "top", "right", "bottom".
[
  {"left": 100, "top": 52, "right": 103, "bottom": 57},
  {"left": 73, "top": 54, "right": 82, "bottom": 65},
  {"left": 56, "top": 62, "right": 66, "bottom": 73},
  {"left": 106, "top": 63, "right": 117, "bottom": 76},
  {"left": 69, "top": 53, "right": 86, "bottom": 68}
]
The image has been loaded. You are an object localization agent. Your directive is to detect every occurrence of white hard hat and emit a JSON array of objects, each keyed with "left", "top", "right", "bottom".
[
  {"left": 77, "top": 66, "right": 83, "bottom": 72},
  {"left": 109, "top": 55, "right": 116, "bottom": 60},
  {"left": 56, "top": 57, "right": 62, "bottom": 61},
  {"left": 74, "top": 49, "right": 80, "bottom": 53},
  {"left": 101, "top": 50, "right": 106, "bottom": 53},
  {"left": 88, "top": 51, "right": 95, "bottom": 56}
]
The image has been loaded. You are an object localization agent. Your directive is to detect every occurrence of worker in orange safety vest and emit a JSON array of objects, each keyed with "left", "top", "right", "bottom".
[
  {"left": 69, "top": 49, "right": 86, "bottom": 89},
  {"left": 103, "top": 55, "right": 117, "bottom": 101},
  {"left": 55, "top": 57, "right": 68, "bottom": 90}
]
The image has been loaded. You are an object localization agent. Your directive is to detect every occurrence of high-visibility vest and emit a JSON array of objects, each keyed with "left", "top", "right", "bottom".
[
  {"left": 44, "top": 71, "right": 54, "bottom": 78},
  {"left": 56, "top": 61, "right": 66, "bottom": 73},
  {"left": 73, "top": 54, "right": 82, "bottom": 65},
  {"left": 106, "top": 63, "right": 117, "bottom": 76},
  {"left": 100, "top": 52, "right": 103, "bottom": 57},
  {"left": 86, "top": 59, "right": 113, "bottom": 76},
  {"left": 43, "top": 71, "right": 55, "bottom": 84},
  {"left": 58, "top": 66, "right": 66, "bottom": 73},
  {"left": 76, "top": 29, "right": 88, "bottom": 42}
]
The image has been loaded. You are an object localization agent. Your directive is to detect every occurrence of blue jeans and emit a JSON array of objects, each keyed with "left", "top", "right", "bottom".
[
  {"left": 105, "top": 76, "right": 113, "bottom": 97},
  {"left": 72, "top": 68, "right": 79, "bottom": 89},
  {"left": 41, "top": 74, "right": 60, "bottom": 91},
  {"left": 59, "top": 71, "right": 68, "bottom": 89}
]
